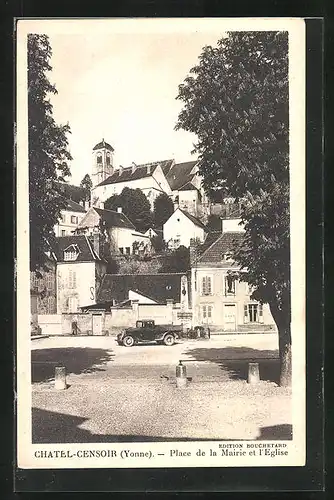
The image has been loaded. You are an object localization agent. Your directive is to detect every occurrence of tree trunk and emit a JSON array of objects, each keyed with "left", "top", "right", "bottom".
[
  {"left": 269, "top": 300, "right": 292, "bottom": 387},
  {"left": 278, "top": 328, "right": 292, "bottom": 387}
]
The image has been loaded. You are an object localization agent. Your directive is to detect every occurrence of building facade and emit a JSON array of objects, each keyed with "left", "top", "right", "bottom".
[
  {"left": 190, "top": 221, "right": 277, "bottom": 333},
  {"left": 53, "top": 235, "right": 107, "bottom": 313},
  {"left": 54, "top": 199, "right": 87, "bottom": 237},
  {"left": 163, "top": 207, "right": 207, "bottom": 249}
]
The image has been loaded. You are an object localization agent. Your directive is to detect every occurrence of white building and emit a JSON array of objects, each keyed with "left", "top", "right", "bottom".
[
  {"left": 75, "top": 205, "right": 150, "bottom": 255},
  {"left": 163, "top": 207, "right": 207, "bottom": 249},
  {"left": 54, "top": 199, "right": 87, "bottom": 237},
  {"left": 53, "top": 235, "right": 107, "bottom": 313},
  {"left": 89, "top": 139, "right": 208, "bottom": 217},
  {"left": 190, "top": 218, "right": 277, "bottom": 333}
]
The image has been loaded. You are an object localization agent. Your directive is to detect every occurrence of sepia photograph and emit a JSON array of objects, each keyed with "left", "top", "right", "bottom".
[{"left": 16, "top": 18, "right": 306, "bottom": 469}]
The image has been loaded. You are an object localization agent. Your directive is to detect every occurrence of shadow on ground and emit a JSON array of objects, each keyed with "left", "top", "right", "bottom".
[
  {"left": 257, "top": 424, "right": 293, "bottom": 440},
  {"left": 31, "top": 348, "right": 114, "bottom": 383},
  {"left": 32, "top": 408, "right": 292, "bottom": 443},
  {"left": 185, "top": 346, "right": 280, "bottom": 384}
]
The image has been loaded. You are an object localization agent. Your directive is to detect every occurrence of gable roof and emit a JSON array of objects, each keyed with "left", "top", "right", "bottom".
[
  {"left": 63, "top": 199, "right": 86, "bottom": 213},
  {"left": 166, "top": 161, "right": 197, "bottom": 190},
  {"left": 97, "top": 273, "right": 185, "bottom": 304},
  {"left": 178, "top": 209, "right": 207, "bottom": 230},
  {"left": 197, "top": 232, "right": 244, "bottom": 264},
  {"left": 96, "top": 159, "right": 174, "bottom": 187},
  {"left": 93, "top": 207, "right": 135, "bottom": 230},
  {"left": 93, "top": 140, "right": 114, "bottom": 152},
  {"left": 52, "top": 235, "right": 101, "bottom": 262}
]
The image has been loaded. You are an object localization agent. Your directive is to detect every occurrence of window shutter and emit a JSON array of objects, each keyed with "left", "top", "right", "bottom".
[
  {"left": 244, "top": 304, "right": 249, "bottom": 324},
  {"left": 202, "top": 277, "right": 206, "bottom": 295},
  {"left": 207, "top": 277, "right": 212, "bottom": 295},
  {"left": 259, "top": 304, "right": 264, "bottom": 323},
  {"left": 73, "top": 271, "right": 76, "bottom": 289}
]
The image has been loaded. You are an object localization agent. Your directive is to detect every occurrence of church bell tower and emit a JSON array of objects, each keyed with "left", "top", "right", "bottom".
[{"left": 92, "top": 139, "right": 114, "bottom": 187}]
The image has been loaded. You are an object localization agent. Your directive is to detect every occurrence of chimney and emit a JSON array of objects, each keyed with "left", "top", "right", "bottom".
[
  {"left": 147, "top": 164, "right": 151, "bottom": 175},
  {"left": 117, "top": 207, "right": 122, "bottom": 213},
  {"left": 119, "top": 165, "right": 123, "bottom": 176},
  {"left": 84, "top": 201, "right": 90, "bottom": 211},
  {"left": 131, "top": 162, "right": 136, "bottom": 174},
  {"left": 100, "top": 201, "right": 104, "bottom": 210},
  {"left": 92, "top": 233, "right": 100, "bottom": 258},
  {"left": 79, "top": 200, "right": 84, "bottom": 207},
  {"left": 189, "top": 238, "right": 199, "bottom": 267}
]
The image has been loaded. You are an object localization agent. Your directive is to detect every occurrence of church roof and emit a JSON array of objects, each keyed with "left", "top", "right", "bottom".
[
  {"left": 166, "top": 161, "right": 198, "bottom": 190},
  {"left": 93, "top": 140, "right": 114, "bottom": 152},
  {"left": 96, "top": 160, "right": 174, "bottom": 187}
]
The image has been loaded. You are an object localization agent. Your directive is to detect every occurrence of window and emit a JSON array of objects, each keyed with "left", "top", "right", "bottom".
[
  {"left": 106, "top": 154, "right": 110, "bottom": 165},
  {"left": 244, "top": 304, "right": 263, "bottom": 323},
  {"left": 125, "top": 247, "right": 131, "bottom": 255},
  {"left": 47, "top": 296, "right": 55, "bottom": 314},
  {"left": 64, "top": 244, "right": 79, "bottom": 261},
  {"left": 97, "top": 154, "right": 102, "bottom": 164},
  {"left": 68, "top": 296, "right": 78, "bottom": 313},
  {"left": 201, "top": 305, "right": 213, "bottom": 324},
  {"left": 68, "top": 270, "right": 77, "bottom": 289},
  {"left": 201, "top": 276, "right": 212, "bottom": 296},
  {"left": 61, "top": 230, "right": 66, "bottom": 236},
  {"left": 119, "top": 247, "right": 124, "bottom": 254},
  {"left": 71, "top": 215, "right": 78, "bottom": 224},
  {"left": 60, "top": 213, "right": 65, "bottom": 222},
  {"left": 64, "top": 250, "right": 77, "bottom": 261},
  {"left": 224, "top": 275, "right": 236, "bottom": 295},
  {"left": 46, "top": 272, "right": 54, "bottom": 290}
]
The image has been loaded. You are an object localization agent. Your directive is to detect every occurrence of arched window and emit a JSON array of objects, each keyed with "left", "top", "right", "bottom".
[
  {"left": 106, "top": 154, "right": 110, "bottom": 165},
  {"left": 97, "top": 154, "right": 102, "bottom": 164}
]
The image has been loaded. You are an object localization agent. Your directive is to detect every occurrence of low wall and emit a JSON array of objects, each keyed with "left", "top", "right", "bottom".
[
  {"left": 62, "top": 313, "right": 93, "bottom": 335},
  {"left": 38, "top": 314, "right": 62, "bottom": 335}
]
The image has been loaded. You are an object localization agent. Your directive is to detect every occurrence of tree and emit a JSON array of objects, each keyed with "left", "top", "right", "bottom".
[
  {"left": 28, "top": 34, "right": 72, "bottom": 271},
  {"left": 151, "top": 234, "right": 166, "bottom": 253},
  {"left": 176, "top": 32, "right": 291, "bottom": 386},
  {"left": 104, "top": 187, "right": 153, "bottom": 232},
  {"left": 153, "top": 192, "right": 174, "bottom": 228},
  {"left": 159, "top": 246, "right": 190, "bottom": 273},
  {"left": 206, "top": 214, "right": 222, "bottom": 232},
  {"left": 80, "top": 174, "right": 92, "bottom": 201}
]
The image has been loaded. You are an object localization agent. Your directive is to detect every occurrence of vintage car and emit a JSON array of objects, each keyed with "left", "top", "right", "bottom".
[{"left": 116, "top": 319, "right": 181, "bottom": 347}]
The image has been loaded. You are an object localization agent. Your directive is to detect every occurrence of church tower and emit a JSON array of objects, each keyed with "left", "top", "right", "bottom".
[{"left": 92, "top": 139, "right": 114, "bottom": 187}]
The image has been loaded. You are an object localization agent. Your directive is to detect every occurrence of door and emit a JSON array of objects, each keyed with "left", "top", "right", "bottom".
[
  {"left": 223, "top": 304, "right": 237, "bottom": 331},
  {"left": 92, "top": 314, "right": 102, "bottom": 335}
]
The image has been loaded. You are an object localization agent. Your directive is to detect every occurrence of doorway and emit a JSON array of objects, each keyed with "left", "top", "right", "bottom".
[
  {"left": 223, "top": 304, "right": 237, "bottom": 331},
  {"left": 92, "top": 314, "right": 102, "bottom": 335}
]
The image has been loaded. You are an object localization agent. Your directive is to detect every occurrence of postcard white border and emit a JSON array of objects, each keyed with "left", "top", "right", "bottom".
[{"left": 16, "top": 17, "right": 306, "bottom": 469}]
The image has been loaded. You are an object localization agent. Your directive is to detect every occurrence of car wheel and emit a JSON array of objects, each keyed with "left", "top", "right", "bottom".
[
  {"left": 123, "top": 335, "right": 134, "bottom": 347},
  {"left": 163, "top": 333, "right": 174, "bottom": 346}
]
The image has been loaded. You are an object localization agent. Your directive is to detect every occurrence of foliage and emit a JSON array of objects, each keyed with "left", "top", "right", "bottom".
[
  {"left": 80, "top": 174, "right": 93, "bottom": 201},
  {"left": 159, "top": 245, "right": 190, "bottom": 273},
  {"left": 104, "top": 187, "right": 153, "bottom": 232},
  {"left": 28, "top": 34, "right": 72, "bottom": 271},
  {"left": 153, "top": 192, "right": 174, "bottom": 228},
  {"left": 105, "top": 257, "right": 120, "bottom": 274},
  {"left": 151, "top": 234, "right": 166, "bottom": 252},
  {"left": 176, "top": 31, "right": 291, "bottom": 386},
  {"left": 206, "top": 214, "right": 222, "bottom": 232}
]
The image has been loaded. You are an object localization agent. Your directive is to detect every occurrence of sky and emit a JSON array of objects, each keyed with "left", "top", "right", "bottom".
[{"left": 45, "top": 26, "right": 225, "bottom": 185}]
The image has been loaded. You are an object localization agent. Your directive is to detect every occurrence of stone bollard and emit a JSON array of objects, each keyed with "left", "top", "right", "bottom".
[
  {"left": 176, "top": 360, "right": 187, "bottom": 388},
  {"left": 248, "top": 362, "right": 260, "bottom": 384},
  {"left": 55, "top": 365, "right": 67, "bottom": 390}
]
